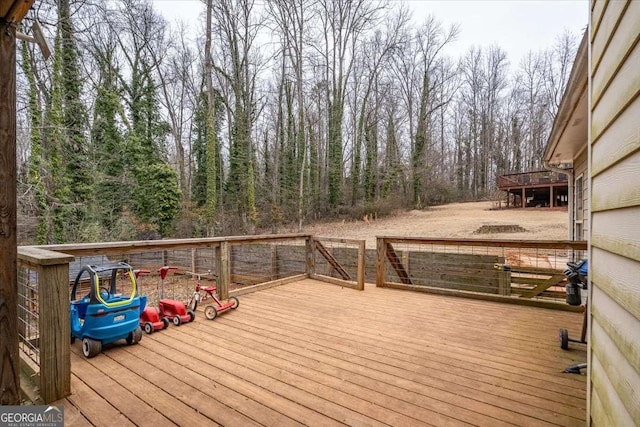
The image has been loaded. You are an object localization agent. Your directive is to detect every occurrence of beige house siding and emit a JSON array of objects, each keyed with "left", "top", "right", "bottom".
[{"left": 589, "top": 0, "right": 640, "bottom": 425}]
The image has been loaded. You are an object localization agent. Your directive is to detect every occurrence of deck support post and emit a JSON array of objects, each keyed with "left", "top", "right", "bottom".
[
  {"left": 38, "top": 260, "right": 72, "bottom": 402},
  {"left": 356, "top": 240, "right": 365, "bottom": 291},
  {"left": 305, "top": 237, "right": 315, "bottom": 276},
  {"left": 376, "top": 238, "right": 386, "bottom": 287},
  {"left": 218, "top": 241, "right": 230, "bottom": 300},
  {"left": 0, "top": 20, "right": 19, "bottom": 405}
]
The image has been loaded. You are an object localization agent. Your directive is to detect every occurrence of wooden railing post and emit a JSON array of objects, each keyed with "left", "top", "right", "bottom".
[
  {"left": 18, "top": 247, "right": 74, "bottom": 403},
  {"left": 306, "top": 237, "right": 315, "bottom": 276},
  {"left": 191, "top": 248, "right": 197, "bottom": 273},
  {"left": 356, "top": 240, "right": 365, "bottom": 291},
  {"left": 0, "top": 21, "right": 19, "bottom": 406},
  {"left": 218, "top": 241, "right": 230, "bottom": 300},
  {"left": 376, "top": 238, "right": 386, "bottom": 287},
  {"left": 38, "top": 262, "right": 72, "bottom": 403},
  {"left": 270, "top": 245, "right": 279, "bottom": 280}
]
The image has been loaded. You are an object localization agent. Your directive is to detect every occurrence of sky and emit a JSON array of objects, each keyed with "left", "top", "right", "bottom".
[{"left": 151, "top": 0, "right": 588, "bottom": 67}]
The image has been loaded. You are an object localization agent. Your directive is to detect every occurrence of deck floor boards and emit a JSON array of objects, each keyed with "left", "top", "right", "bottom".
[{"left": 56, "top": 279, "right": 587, "bottom": 426}]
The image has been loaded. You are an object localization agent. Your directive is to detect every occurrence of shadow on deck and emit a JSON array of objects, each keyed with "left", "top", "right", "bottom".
[{"left": 56, "top": 279, "right": 587, "bottom": 427}]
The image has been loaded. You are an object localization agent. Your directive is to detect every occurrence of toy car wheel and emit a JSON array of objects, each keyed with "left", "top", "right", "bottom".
[
  {"left": 82, "top": 337, "right": 101, "bottom": 358},
  {"left": 144, "top": 322, "right": 154, "bottom": 334},
  {"left": 229, "top": 296, "right": 240, "bottom": 309},
  {"left": 559, "top": 328, "right": 569, "bottom": 350},
  {"left": 204, "top": 305, "right": 218, "bottom": 320},
  {"left": 188, "top": 310, "right": 196, "bottom": 322},
  {"left": 162, "top": 317, "right": 170, "bottom": 329},
  {"left": 127, "top": 326, "right": 143, "bottom": 345},
  {"left": 173, "top": 315, "right": 182, "bottom": 326}
]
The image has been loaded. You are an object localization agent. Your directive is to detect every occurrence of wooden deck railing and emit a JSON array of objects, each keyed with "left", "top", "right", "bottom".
[
  {"left": 308, "top": 237, "right": 365, "bottom": 290},
  {"left": 376, "top": 237, "right": 587, "bottom": 311},
  {"left": 497, "top": 170, "right": 569, "bottom": 189},
  {"left": 15, "top": 234, "right": 365, "bottom": 402},
  {"left": 16, "top": 233, "right": 585, "bottom": 403},
  {"left": 17, "top": 247, "right": 74, "bottom": 403}
]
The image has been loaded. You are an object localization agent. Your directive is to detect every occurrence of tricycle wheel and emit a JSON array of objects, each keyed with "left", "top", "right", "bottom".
[
  {"left": 162, "top": 317, "right": 170, "bottom": 329},
  {"left": 82, "top": 338, "right": 101, "bottom": 358},
  {"left": 188, "top": 297, "right": 198, "bottom": 312},
  {"left": 188, "top": 310, "right": 195, "bottom": 322},
  {"left": 144, "top": 322, "right": 154, "bottom": 334},
  {"left": 559, "top": 328, "right": 569, "bottom": 350},
  {"left": 127, "top": 326, "right": 143, "bottom": 345},
  {"left": 173, "top": 315, "right": 182, "bottom": 326},
  {"left": 71, "top": 334, "right": 75, "bottom": 344},
  {"left": 229, "top": 296, "right": 240, "bottom": 309},
  {"left": 204, "top": 305, "right": 218, "bottom": 320}
]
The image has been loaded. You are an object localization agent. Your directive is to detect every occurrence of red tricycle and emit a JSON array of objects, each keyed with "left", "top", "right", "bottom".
[
  {"left": 158, "top": 266, "right": 195, "bottom": 326},
  {"left": 186, "top": 271, "right": 239, "bottom": 320},
  {"left": 130, "top": 269, "right": 170, "bottom": 334}
]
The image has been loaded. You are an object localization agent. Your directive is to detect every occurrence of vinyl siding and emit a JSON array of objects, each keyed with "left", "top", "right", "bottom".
[{"left": 589, "top": 1, "right": 640, "bottom": 425}]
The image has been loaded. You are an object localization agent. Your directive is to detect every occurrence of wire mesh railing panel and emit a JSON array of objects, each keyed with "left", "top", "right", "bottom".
[
  {"left": 18, "top": 266, "right": 40, "bottom": 370},
  {"left": 230, "top": 242, "right": 307, "bottom": 290},
  {"left": 313, "top": 241, "right": 358, "bottom": 281},
  {"left": 380, "top": 238, "right": 587, "bottom": 301}
]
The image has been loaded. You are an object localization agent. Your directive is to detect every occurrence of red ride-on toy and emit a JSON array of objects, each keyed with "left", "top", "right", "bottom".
[
  {"left": 130, "top": 269, "right": 170, "bottom": 334},
  {"left": 158, "top": 266, "right": 195, "bottom": 326},
  {"left": 186, "top": 271, "right": 239, "bottom": 320}
]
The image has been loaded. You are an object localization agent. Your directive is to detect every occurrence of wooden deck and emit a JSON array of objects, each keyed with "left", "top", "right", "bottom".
[{"left": 56, "top": 279, "right": 587, "bottom": 426}]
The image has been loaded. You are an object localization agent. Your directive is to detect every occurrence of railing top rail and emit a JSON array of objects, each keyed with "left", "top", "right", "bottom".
[
  {"left": 22, "top": 233, "right": 312, "bottom": 256},
  {"left": 313, "top": 236, "right": 365, "bottom": 245},
  {"left": 17, "top": 247, "right": 75, "bottom": 266},
  {"left": 377, "top": 236, "right": 587, "bottom": 250},
  {"left": 497, "top": 170, "right": 569, "bottom": 186},
  {"left": 500, "top": 170, "right": 553, "bottom": 177}
]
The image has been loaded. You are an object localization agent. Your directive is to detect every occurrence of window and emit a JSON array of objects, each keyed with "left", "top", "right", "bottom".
[
  {"left": 574, "top": 175, "right": 584, "bottom": 240},
  {"left": 575, "top": 175, "right": 583, "bottom": 220}
]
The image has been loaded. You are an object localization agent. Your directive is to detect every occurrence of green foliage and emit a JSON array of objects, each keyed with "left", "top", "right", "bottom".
[
  {"left": 21, "top": 42, "right": 49, "bottom": 244},
  {"left": 133, "top": 164, "right": 182, "bottom": 236},
  {"left": 247, "top": 159, "right": 258, "bottom": 225},
  {"left": 47, "top": 27, "right": 72, "bottom": 243},
  {"left": 92, "top": 56, "right": 127, "bottom": 232},
  {"left": 205, "top": 105, "right": 218, "bottom": 232},
  {"left": 59, "top": 0, "right": 92, "bottom": 234},
  {"left": 327, "top": 102, "right": 344, "bottom": 209},
  {"left": 191, "top": 90, "right": 209, "bottom": 207}
]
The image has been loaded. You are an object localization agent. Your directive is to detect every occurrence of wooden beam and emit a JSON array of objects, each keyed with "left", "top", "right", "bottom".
[
  {"left": 385, "top": 243, "right": 412, "bottom": 285},
  {"left": 376, "top": 238, "right": 385, "bottom": 287},
  {"left": 230, "top": 273, "right": 308, "bottom": 297},
  {"left": 218, "top": 241, "right": 230, "bottom": 300},
  {"left": 356, "top": 240, "right": 365, "bottom": 291},
  {"left": 0, "top": 20, "right": 19, "bottom": 405},
  {"left": 379, "top": 237, "right": 588, "bottom": 251},
  {"left": 382, "top": 282, "right": 584, "bottom": 312},
  {"left": 310, "top": 273, "right": 360, "bottom": 290},
  {"left": 39, "top": 262, "right": 71, "bottom": 403},
  {"left": 2, "top": 0, "right": 35, "bottom": 23},
  {"left": 314, "top": 240, "right": 351, "bottom": 281}
]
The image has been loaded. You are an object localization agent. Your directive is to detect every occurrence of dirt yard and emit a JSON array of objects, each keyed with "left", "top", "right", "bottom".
[{"left": 298, "top": 201, "right": 568, "bottom": 247}]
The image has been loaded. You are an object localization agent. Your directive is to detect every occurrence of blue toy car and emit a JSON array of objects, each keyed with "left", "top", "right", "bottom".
[{"left": 70, "top": 262, "right": 144, "bottom": 358}]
